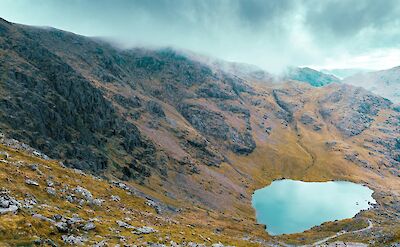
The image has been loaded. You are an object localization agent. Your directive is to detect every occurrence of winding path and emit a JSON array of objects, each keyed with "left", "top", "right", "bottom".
[
  {"left": 310, "top": 219, "right": 373, "bottom": 246},
  {"left": 274, "top": 219, "right": 373, "bottom": 247}
]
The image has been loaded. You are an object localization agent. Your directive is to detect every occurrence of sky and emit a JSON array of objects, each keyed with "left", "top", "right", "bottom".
[{"left": 1, "top": 0, "right": 400, "bottom": 73}]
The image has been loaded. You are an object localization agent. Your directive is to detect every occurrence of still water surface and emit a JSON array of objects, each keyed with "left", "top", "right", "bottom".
[{"left": 252, "top": 179, "right": 375, "bottom": 235}]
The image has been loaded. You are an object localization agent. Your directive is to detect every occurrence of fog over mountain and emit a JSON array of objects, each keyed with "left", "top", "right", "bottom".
[
  {"left": 1, "top": 1, "right": 400, "bottom": 246},
  {"left": 1, "top": 0, "right": 400, "bottom": 73}
]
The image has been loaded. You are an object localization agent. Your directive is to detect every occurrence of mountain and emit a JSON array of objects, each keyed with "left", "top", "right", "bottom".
[
  {"left": 0, "top": 18, "right": 400, "bottom": 246},
  {"left": 321, "top": 68, "right": 373, "bottom": 79},
  {"left": 283, "top": 67, "right": 341, "bottom": 87},
  {"left": 343, "top": 66, "right": 400, "bottom": 103}
]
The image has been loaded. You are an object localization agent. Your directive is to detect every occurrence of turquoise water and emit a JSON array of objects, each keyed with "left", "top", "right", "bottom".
[{"left": 252, "top": 179, "right": 375, "bottom": 235}]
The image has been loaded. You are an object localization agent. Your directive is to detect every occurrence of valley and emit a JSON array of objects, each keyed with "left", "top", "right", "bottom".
[{"left": 0, "top": 18, "right": 399, "bottom": 246}]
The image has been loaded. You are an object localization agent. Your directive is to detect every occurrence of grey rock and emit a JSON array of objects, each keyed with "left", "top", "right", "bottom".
[
  {"left": 32, "top": 214, "right": 55, "bottom": 224},
  {"left": 46, "top": 179, "right": 54, "bottom": 187},
  {"left": 29, "top": 164, "right": 39, "bottom": 171},
  {"left": 67, "top": 215, "right": 83, "bottom": 225},
  {"left": 46, "top": 187, "right": 57, "bottom": 196},
  {"left": 0, "top": 190, "right": 20, "bottom": 214},
  {"left": 82, "top": 222, "right": 96, "bottom": 231},
  {"left": 111, "top": 195, "right": 120, "bottom": 202},
  {"left": 21, "top": 196, "right": 37, "bottom": 209},
  {"left": 90, "top": 198, "right": 104, "bottom": 206},
  {"left": 93, "top": 240, "right": 107, "bottom": 247},
  {"left": 74, "top": 186, "right": 93, "bottom": 200},
  {"left": 66, "top": 195, "right": 74, "bottom": 203},
  {"left": 0, "top": 151, "right": 9, "bottom": 159},
  {"left": 133, "top": 226, "right": 157, "bottom": 234},
  {"left": 116, "top": 220, "right": 134, "bottom": 229},
  {"left": 55, "top": 222, "right": 68, "bottom": 232},
  {"left": 187, "top": 243, "right": 206, "bottom": 247},
  {"left": 25, "top": 179, "right": 39, "bottom": 186},
  {"left": 0, "top": 204, "right": 18, "bottom": 215},
  {"left": 61, "top": 235, "right": 86, "bottom": 245},
  {"left": 53, "top": 214, "right": 63, "bottom": 221}
]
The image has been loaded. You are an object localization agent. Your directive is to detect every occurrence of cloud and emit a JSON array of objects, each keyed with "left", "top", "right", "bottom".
[
  {"left": 305, "top": 0, "right": 400, "bottom": 38},
  {"left": 0, "top": 0, "right": 399, "bottom": 72}
]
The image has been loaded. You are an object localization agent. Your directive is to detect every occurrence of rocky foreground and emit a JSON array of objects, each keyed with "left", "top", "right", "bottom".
[{"left": 0, "top": 133, "right": 256, "bottom": 246}]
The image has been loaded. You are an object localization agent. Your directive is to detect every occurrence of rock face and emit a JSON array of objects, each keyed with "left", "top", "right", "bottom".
[
  {"left": 0, "top": 19, "right": 158, "bottom": 178},
  {"left": 0, "top": 18, "right": 257, "bottom": 180},
  {"left": 319, "top": 84, "right": 392, "bottom": 137}
]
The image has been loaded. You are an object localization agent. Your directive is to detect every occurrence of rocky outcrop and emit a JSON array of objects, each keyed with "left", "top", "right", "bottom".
[
  {"left": 0, "top": 190, "right": 20, "bottom": 215},
  {"left": 179, "top": 102, "right": 255, "bottom": 155},
  {"left": 146, "top": 100, "right": 166, "bottom": 118},
  {"left": 320, "top": 85, "right": 392, "bottom": 137}
]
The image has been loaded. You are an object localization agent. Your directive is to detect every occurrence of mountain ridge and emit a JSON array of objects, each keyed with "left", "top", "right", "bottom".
[{"left": 343, "top": 66, "right": 400, "bottom": 103}]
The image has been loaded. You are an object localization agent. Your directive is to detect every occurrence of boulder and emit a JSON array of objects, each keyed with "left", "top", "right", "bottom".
[
  {"left": 82, "top": 222, "right": 96, "bottom": 231},
  {"left": 61, "top": 235, "right": 86, "bottom": 245},
  {"left": 133, "top": 226, "right": 157, "bottom": 234},
  {"left": 25, "top": 179, "right": 39, "bottom": 186},
  {"left": 0, "top": 190, "right": 19, "bottom": 215}
]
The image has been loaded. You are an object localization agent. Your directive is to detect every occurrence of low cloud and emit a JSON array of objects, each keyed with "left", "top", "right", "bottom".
[{"left": 1, "top": 0, "right": 399, "bottom": 72}]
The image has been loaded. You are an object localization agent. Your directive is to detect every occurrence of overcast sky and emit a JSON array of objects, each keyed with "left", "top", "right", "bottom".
[{"left": 1, "top": 0, "right": 400, "bottom": 73}]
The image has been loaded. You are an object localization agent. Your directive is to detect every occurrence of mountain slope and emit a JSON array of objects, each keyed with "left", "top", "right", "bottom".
[
  {"left": 0, "top": 18, "right": 400, "bottom": 246},
  {"left": 284, "top": 67, "right": 341, "bottom": 87},
  {"left": 343, "top": 66, "right": 400, "bottom": 103},
  {"left": 0, "top": 134, "right": 261, "bottom": 246}
]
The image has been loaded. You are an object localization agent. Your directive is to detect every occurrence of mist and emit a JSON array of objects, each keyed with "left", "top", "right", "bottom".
[{"left": 1, "top": 0, "right": 400, "bottom": 73}]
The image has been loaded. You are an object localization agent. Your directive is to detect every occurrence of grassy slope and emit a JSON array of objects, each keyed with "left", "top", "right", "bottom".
[{"left": 0, "top": 143, "right": 261, "bottom": 246}]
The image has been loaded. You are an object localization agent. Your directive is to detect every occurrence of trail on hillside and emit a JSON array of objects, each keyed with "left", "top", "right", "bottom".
[
  {"left": 310, "top": 219, "right": 373, "bottom": 246},
  {"left": 271, "top": 90, "right": 316, "bottom": 178},
  {"left": 295, "top": 125, "right": 317, "bottom": 179},
  {"left": 273, "top": 219, "right": 372, "bottom": 247}
]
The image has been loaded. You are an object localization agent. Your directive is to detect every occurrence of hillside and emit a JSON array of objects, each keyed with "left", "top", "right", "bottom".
[
  {"left": 0, "top": 18, "right": 400, "bottom": 246},
  {"left": 283, "top": 67, "right": 341, "bottom": 87},
  {"left": 343, "top": 67, "right": 400, "bottom": 103},
  {"left": 0, "top": 134, "right": 261, "bottom": 246}
]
